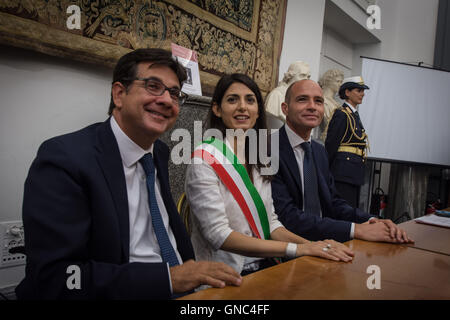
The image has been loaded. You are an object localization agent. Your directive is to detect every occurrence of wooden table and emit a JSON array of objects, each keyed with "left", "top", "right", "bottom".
[
  {"left": 399, "top": 219, "right": 450, "bottom": 255},
  {"left": 179, "top": 222, "right": 450, "bottom": 300}
]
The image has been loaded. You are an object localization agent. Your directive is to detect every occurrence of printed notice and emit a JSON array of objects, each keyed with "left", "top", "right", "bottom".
[
  {"left": 415, "top": 214, "right": 450, "bottom": 228},
  {"left": 171, "top": 43, "right": 202, "bottom": 96}
]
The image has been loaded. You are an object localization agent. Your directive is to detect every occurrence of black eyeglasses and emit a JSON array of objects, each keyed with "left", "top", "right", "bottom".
[{"left": 123, "top": 77, "right": 188, "bottom": 105}]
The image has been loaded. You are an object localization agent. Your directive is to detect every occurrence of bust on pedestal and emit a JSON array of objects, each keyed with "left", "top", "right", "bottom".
[
  {"left": 318, "top": 69, "right": 344, "bottom": 141},
  {"left": 265, "top": 61, "right": 311, "bottom": 124}
]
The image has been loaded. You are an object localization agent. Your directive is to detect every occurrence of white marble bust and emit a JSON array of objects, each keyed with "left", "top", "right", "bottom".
[
  {"left": 265, "top": 61, "right": 311, "bottom": 122},
  {"left": 318, "top": 69, "right": 344, "bottom": 141}
]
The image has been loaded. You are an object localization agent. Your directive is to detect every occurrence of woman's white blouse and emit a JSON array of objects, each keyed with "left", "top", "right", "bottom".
[{"left": 185, "top": 159, "right": 283, "bottom": 274}]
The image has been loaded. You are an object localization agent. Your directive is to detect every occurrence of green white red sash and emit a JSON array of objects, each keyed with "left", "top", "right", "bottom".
[{"left": 191, "top": 138, "right": 270, "bottom": 240}]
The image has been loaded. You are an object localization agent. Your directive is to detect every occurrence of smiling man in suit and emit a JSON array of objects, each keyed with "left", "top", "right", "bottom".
[
  {"left": 16, "top": 48, "right": 241, "bottom": 300},
  {"left": 271, "top": 79, "right": 413, "bottom": 244}
]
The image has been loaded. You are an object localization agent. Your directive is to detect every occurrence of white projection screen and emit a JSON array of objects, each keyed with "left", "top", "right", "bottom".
[{"left": 360, "top": 57, "right": 450, "bottom": 167}]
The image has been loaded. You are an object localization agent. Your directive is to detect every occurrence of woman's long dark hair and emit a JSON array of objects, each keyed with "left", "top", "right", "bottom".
[{"left": 205, "top": 73, "right": 272, "bottom": 181}]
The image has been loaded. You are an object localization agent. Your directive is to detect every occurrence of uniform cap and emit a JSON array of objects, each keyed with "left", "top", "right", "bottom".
[{"left": 339, "top": 76, "right": 369, "bottom": 98}]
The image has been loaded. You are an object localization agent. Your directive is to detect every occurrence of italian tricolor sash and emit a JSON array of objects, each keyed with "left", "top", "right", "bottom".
[{"left": 191, "top": 139, "right": 271, "bottom": 240}]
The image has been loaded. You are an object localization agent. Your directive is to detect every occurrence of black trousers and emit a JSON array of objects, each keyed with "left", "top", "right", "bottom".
[
  {"left": 335, "top": 181, "right": 360, "bottom": 208},
  {"left": 240, "top": 258, "right": 278, "bottom": 276}
]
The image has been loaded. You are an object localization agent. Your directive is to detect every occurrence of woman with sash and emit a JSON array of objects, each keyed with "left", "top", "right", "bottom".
[{"left": 185, "top": 74, "right": 354, "bottom": 276}]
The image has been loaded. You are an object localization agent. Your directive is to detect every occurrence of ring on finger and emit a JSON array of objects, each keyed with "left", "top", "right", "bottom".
[
  {"left": 326, "top": 243, "right": 331, "bottom": 248},
  {"left": 322, "top": 247, "right": 329, "bottom": 252}
]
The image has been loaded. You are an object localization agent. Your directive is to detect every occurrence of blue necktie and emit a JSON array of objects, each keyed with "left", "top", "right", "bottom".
[
  {"left": 300, "top": 142, "right": 321, "bottom": 215},
  {"left": 140, "top": 153, "right": 179, "bottom": 267}
]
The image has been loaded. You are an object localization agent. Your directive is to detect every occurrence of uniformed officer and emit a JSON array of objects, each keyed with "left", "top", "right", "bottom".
[{"left": 325, "top": 76, "right": 369, "bottom": 208}]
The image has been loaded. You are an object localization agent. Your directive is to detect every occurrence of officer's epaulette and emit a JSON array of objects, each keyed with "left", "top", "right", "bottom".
[
  {"left": 322, "top": 107, "right": 346, "bottom": 141},
  {"left": 330, "top": 106, "right": 345, "bottom": 119}
]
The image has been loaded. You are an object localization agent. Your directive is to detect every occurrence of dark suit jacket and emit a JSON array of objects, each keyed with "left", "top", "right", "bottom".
[
  {"left": 16, "top": 119, "right": 194, "bottom": 299},
  {"left": 271, "top": 126, "right": 372, "bottom": 242},
  {"left": 325, "top": 104, "right": 367, "bottom": 186}
]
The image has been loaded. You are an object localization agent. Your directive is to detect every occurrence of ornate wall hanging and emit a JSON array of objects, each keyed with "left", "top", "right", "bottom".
[{"left": 0, "top": 0, "right": 287, "bottom": 95}]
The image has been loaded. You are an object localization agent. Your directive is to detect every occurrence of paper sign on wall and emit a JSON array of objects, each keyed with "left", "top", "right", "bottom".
[{"left": 171, "top": 43, "right": 202, "bottom": 96}]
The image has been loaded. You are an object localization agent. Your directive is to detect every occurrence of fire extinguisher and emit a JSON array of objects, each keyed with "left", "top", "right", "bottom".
[
  {"left": 426, "top": 198, "right": 442, "bottom": 214},
  {"left": 370, "top": 188, "right": 387, "bottom": 218},
  {"left": 425, "top": 192, "right": 442, "bottom": 215},
  {"left": 379, "top": 194, "right": 386, "bottom": 218}
]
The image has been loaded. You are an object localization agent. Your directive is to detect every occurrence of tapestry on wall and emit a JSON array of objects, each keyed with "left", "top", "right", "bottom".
[{"left": 0, "top": 0, "right": 286, "bottom": 95}]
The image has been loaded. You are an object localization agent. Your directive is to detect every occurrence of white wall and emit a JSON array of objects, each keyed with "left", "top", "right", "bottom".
[
  {"left": 378, "top": 0, "right": 438, "bottom": 66},
  {"left": 352, "top": 0, "right": 439, "bottom": 75},
  {"left": 331, "top": 0, "right": 381, "bottom": 38},
  {"left": 320, "top": 27, "right": 353, "bottom": 77},
  {"left": 279, "top": 0, "right": 326, "bottom": 81}
]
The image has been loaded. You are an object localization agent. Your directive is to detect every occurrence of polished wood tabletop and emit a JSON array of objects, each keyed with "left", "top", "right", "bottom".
[
  {"left": 399, "top": 219, "right": 450, "bottom": 255},
  {"left": 179, "top": 222, "right": 450, "bottom": 300}
]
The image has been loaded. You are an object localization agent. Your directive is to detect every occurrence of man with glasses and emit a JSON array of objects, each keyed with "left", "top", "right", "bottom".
[{"left": 16, "top": 48, "right": 242, "bottom": 300}]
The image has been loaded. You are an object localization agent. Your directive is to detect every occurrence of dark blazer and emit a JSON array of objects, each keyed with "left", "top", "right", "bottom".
[
  {"left": 271, "top": 126, "right": 372, "bottom": 242},
  {"left": 325, "top": 104, "right": 367, "bottom": 186},
  {"left": 16, "top": 119, "right": 194, "bottom": 300}
]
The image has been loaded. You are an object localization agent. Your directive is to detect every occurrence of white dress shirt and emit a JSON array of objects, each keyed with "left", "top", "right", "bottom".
[
  {"left": 284, "top": 124, "right": 313, "bottom": 213},
  {"left": 344, "top": 101, "right": 358, "bottom": 113},
  {"left": 284, "top": 124, "right": 356, "bottom": 238},
  {"left": 110, "top": 116, "right": 182, "bottom": 281},
  {"left": 185, "top": 139, "right": 283, "bottom": 275}
]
